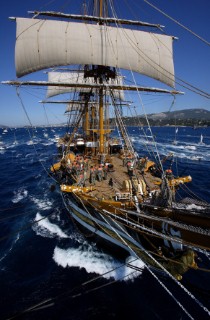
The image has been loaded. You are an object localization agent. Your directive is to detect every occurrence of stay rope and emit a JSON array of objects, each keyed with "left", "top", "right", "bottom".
[
  {"left": 70, "top": 188, "right": 210, "bottom": 318},
  {"left": 144, "top": 0, "right": 210, "bottom": 47},
  {"left": 16, "top": 87, "right": 58, "bottom": 184}
]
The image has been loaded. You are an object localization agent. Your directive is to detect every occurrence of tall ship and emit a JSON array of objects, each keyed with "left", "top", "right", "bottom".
[{"left": 3, "top": 0, "right": 210, "bottom": 282}]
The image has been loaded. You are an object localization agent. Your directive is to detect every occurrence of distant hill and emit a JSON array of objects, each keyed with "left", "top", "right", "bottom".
[
  {"left": 147, "top": 108, "right": 210, "bottom": 121},
  {"left": 120, "top": 108, "right": 210, "bottom": 127}
]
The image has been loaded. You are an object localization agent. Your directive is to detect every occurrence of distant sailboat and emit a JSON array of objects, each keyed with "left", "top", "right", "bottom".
[
  {"left": 172, "top": 127, "right": 178, "bottom": 145},
  {"left": 0, "top": 137, "right": 6, "bottom": 150},
  {"left": 198, "top": 134, "right": 205, "bottom": 145},
  {"left": 13, "top": 131, "right": 18, "bottom": 145}
]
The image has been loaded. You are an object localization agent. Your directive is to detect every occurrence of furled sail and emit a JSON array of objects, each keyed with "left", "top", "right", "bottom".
[
  {"left": 65, "top": 102, "right": 98, "bottom": 113},
  {"left": 46, "top": 72, "right": 125, "bottom": 100},
  {"left": 65, "top": 104, "right": 83, "bottom": 113},
  {"left": 15, "top": 18, "right": 175, "bottom": 87}
]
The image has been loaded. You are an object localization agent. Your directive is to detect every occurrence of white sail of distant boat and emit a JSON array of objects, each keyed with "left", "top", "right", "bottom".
[
  {"left": 198, "top": 133, "right": 205, "bottom": 145},
  {"left": 172, "top": 127, "right": 178, "bottom": 145},
  {"left": 2, "top": 128, "right": 8, "bottom": 134},
  {"left": 0, "top": 137, "right": 6, "bottom": 150},
  {"left": 13, "top": 131, "right": 18, "bottom": 145}
]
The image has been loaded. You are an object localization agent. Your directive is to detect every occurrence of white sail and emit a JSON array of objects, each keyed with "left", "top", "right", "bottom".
[
  {"left": 46, "top": 72, "right": 125, "bottom": 100},
  {"left": 65, "top": 104, "right": 83, "bottom": 113},
  {"left": 199, "top": 134, "right": 204, "bottom": 145},
  {"left": 15, "top": 18, "right": 175, "bottom": 87}
]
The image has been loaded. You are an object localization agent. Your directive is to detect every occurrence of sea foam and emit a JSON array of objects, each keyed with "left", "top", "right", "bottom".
[
  {"left": 32, "top": 212, "right": 69, "bottom": 239},
  {"left": 12, "top": 187, "right": 28, "bottom": 203},
  {"left": 53, "top": 246, "right": 145, "bottom": 281}
]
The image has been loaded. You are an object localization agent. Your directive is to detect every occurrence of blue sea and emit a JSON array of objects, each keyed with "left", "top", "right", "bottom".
[{"left": 0, "top": 126, "right": 210, "bottom": 320}]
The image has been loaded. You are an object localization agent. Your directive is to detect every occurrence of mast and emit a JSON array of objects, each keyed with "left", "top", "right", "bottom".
[
  {"left": 99, "top": 87, "right": 104, "bottom": 153},
  {"left": 84, "top": 101, "right": 89, "bottom": 136},
  {"left": 97, "top": 0, "right": 107, "bottom": 155},
  {"left": 98, "top": 0, "right": 104, "bottom": 154},
  {"left": 99, "top": 0, "right": 103, "bottom": 17},
  {"left": 80, "top": 92, "right": 91, "bottom": 136}
]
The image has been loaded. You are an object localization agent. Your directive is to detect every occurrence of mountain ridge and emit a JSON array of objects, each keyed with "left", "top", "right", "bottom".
[
  {"left": 121, "top": 108, "right": 210, "bottom": 127},
  {"left": 147, "top": 108, "right": 210, "bottom": 121}
]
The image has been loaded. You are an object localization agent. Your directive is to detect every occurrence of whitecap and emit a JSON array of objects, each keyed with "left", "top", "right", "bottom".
[
  {"left": 25, "top": 153, "right": 33, "bottom": 158},
  {"left": 12, "top": 187, "right": 28, "bottom": 203},
  {"left": 30, "top": 197, "right": 53, "bottom": 210},
  {"left": 42, "top": 142, "right": 54, "bottom": 146},
  {"left": 16, "top": 153, "right": 22, "bottom": 158},
  {"left": 190, "top": 156, "right": 203, "bottom": 161},
  {"left": 32, "top": 213, "right": 68, "bottom": 239},
  {"left": 26, "top": 140, "right": 33, "bottom": 145},
  {"left": 185, "top": 145, "right": 196, "bottom": 150},
  {"left": 53, "top": 246, "right": 144, "bottom": 281}
]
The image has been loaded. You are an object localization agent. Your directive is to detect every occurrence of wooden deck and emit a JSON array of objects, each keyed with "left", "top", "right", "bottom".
[{"left": 83, "top": 154, "right": 161, "bottom": 201}]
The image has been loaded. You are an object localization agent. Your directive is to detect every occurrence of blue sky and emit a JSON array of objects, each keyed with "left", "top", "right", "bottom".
[{"left": 0, "top": 0, "right": 209, "bottom": 127}]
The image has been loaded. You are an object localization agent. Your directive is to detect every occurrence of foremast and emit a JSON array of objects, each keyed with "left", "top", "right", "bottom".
[
  {"left": 3, "top": 0, "right": 183, "bottom": 158},
  {"left": 86, "top": 0, "right": 113, "bottom": 157}
]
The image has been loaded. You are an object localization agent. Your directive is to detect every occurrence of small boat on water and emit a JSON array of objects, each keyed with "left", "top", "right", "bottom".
[
  {"left": 172, "top": 128, "right": 178, "bottom": 145},
  {"left": 198, "top": 133, "right": 205, "bottom": 145},
  {"left": 3, "top": 0, "right": 210, "bottom": 282}
]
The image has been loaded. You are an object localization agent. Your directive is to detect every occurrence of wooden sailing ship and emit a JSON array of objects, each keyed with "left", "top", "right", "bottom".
[{"left": 3, "top": 0, "right": 210, "bottom": 281}]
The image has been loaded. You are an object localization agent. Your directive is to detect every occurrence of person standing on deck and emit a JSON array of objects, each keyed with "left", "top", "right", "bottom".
[
  {"left": 97, "top": 165, "right": 103, "bottom": 181},
  {"left": 103, "top": 164, "right": 108, "bottom": 180},
  {"left": 84, "top": 157, "right": 89, "bottom": 171},
  {"left": 78, "top": 170, "right": 85, "bottom": 187},
  {"left": 127, "top": 160, "right": 134, "bottom": 177},
  {"left": 89, "top": 166, "right": 96, "bottom": 185},
  {"left": 165, "top": 169, "right": 174, "bottom": 180}
]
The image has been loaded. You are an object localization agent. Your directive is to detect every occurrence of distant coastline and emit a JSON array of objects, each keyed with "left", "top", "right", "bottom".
[
  {"left": 113, "top": 108, "right": 210, "bottom": 127},
  {"left": 1, "top": 108, "right": 210, "bottom": 128}
]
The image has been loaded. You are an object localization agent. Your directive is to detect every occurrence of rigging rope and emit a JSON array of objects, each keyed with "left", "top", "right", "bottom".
[
  {"left": 0, "top": 209, "right": 61, "bottom": 243},
  {"left": 67, "top": 188, "right": 210, "bottom": 318},
  {"left": 112, "top": 0, "right": 210, "bottom": 99},
  {"left": 144, "top": 0, "right": 210, "bottom": 47},
  {"left": 16, "top": 87, "right": 58, "bottom": 184},
  {"left": 106, "top": 3, "right": 167, "bottom": 176},
  {"left": 7, "top": 257, "right": 139, "bottom": 319},
  {"left": 99, "top": 204, "right": 210, "bottom": 318},
  {"left": 97, "top": 202, "right": 195, "bottom": 319},
  {"left": 8, "top": 2, "right": 210, "bottom": 318}
]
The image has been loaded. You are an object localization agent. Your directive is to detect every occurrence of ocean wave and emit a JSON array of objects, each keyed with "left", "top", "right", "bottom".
[
  {"left": 32, "top": 212, "right": 69, "bottom": 239},
  {"left": 12, "top": 187, "right": 28, "bottom": 203},
  {"left": 42, "top": 142, "right": 54, "bottom": 146},
  {"left": 190, "top": 155, "right": 203, "bottom": 161},
  {"left": 0, "top": 232, "right": 20, "bottom": 264},
  {"left": 30, "top": 196, "right": 53, "bottom": 210},
  {"left": 26, "top": 139, "right": 40, "bottom": 145},
  {"left": 185, "top": 145, "right": 197, "bottom": 150},
  {"left": 53, "top": 246, "right": 144, "bottom": 281},
  {"left": 25, "top": 153, "right": 34, "bottom": 158}
]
